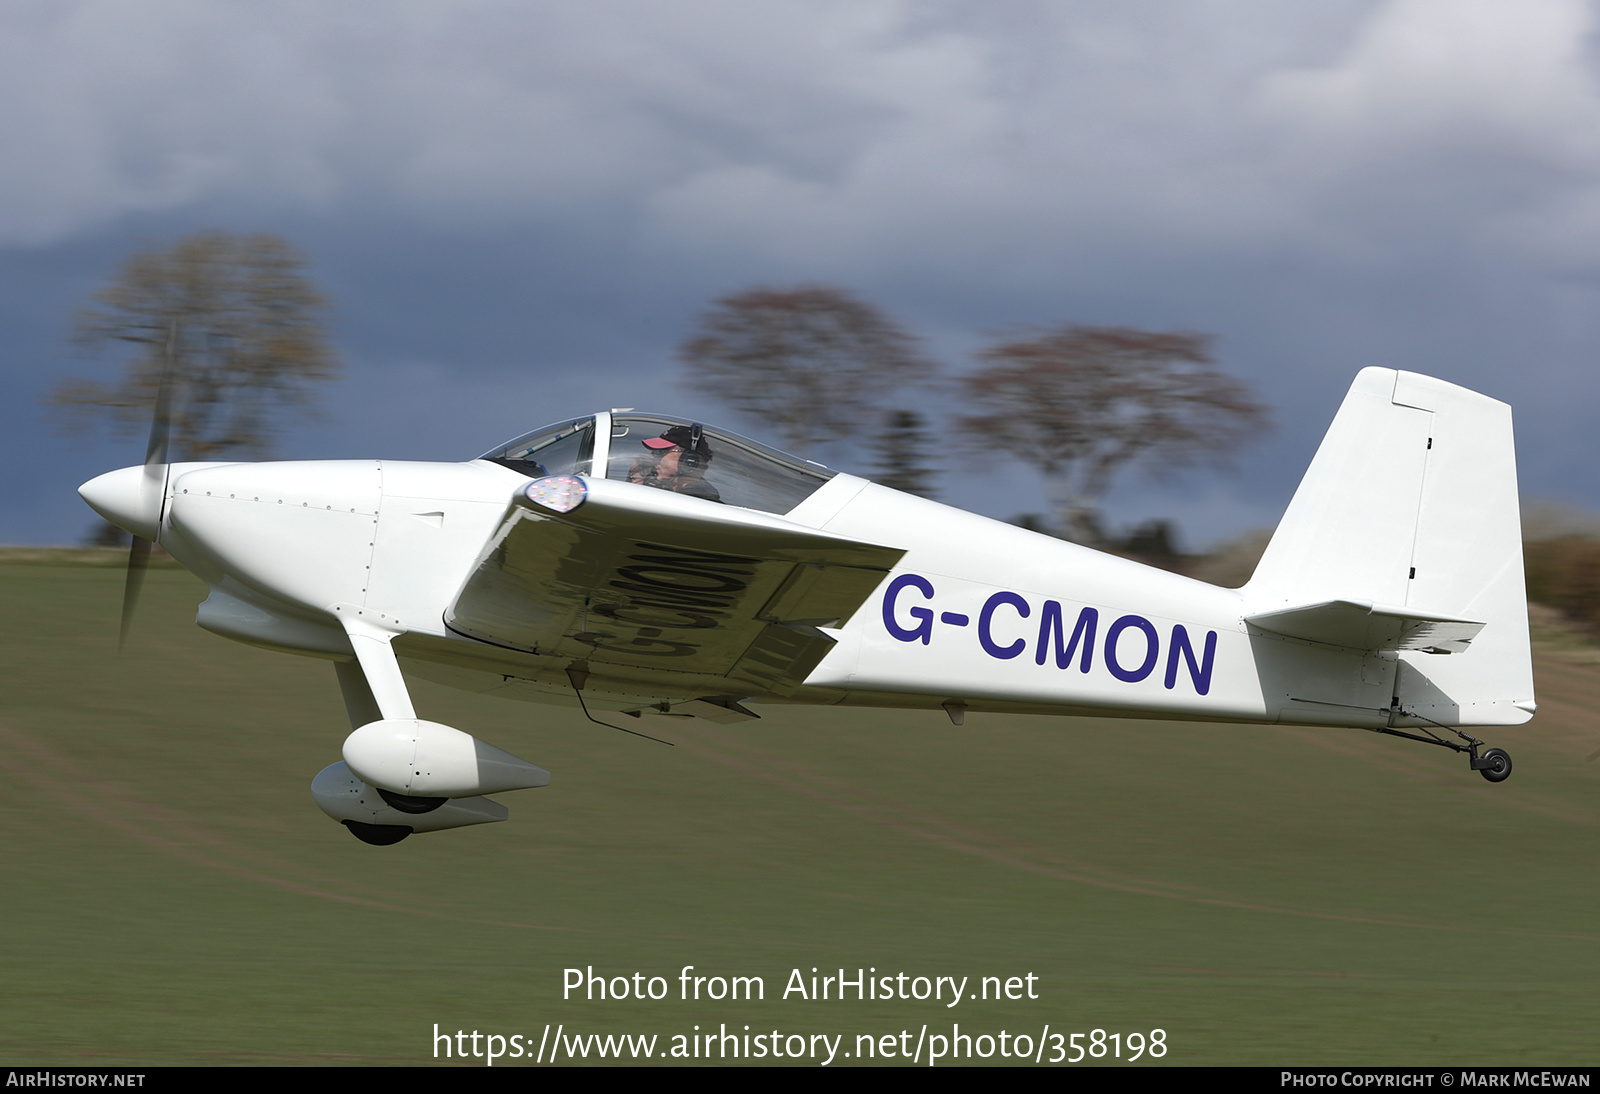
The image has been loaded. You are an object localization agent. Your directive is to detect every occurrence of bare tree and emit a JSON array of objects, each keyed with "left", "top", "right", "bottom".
[
  {"left": 678, "top": 285, "right": 932, "bottom": 456},
  {"left": 48, "top": 231, "right": 338, "bottom": 461},
  {"left": 958, "top": 326, "right": 1268, "bottom": 544}
]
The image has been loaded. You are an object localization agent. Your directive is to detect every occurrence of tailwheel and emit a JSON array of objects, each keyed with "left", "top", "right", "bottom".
[{"left": 1475, "top": 747, "right": 1513, "bottom": 783}]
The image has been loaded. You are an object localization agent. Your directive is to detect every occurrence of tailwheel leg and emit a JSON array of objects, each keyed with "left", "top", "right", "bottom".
[{"left": 1375, "top": 717, "right": 1513, "bottom": 784}]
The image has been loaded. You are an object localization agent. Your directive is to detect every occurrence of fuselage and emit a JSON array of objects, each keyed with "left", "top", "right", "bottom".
[
  {"left": 84, "top": 453, "right": 1409, "bottom": 732},
  {"left": 83, "top": 376, "right": 1541, "bottom": 736}
]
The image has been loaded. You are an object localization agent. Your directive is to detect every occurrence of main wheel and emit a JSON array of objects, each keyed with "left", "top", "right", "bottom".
[
  {"left": 342, "top": 820, "right": 413, "bottom": 845},
  {"left": 1478, "top": 748, "right": 1512, "bottom": 783}
]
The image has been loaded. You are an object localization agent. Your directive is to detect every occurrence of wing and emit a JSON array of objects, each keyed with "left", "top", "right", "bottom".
[{"left": 444, "top": 476, "right": 904, "bottom": 698}]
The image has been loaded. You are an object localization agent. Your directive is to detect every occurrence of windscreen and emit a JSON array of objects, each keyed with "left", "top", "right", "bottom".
[{"left": 480, "top": 417, "right": 596, "bottom": 477}]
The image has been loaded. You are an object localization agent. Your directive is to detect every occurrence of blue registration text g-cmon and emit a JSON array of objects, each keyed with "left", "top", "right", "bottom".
[{"left": 881, "top": 574, "right": 1218, "bottom": 694}]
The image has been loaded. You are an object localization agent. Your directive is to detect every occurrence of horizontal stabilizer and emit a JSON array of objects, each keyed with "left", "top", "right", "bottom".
[{"left": 1246, "top": 599, "right": 1485, "bottom": 654}]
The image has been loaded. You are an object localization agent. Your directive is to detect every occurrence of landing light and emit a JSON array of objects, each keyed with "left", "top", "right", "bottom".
[{"left": 525, "top": 475, "right": 587, "bottom": 513}]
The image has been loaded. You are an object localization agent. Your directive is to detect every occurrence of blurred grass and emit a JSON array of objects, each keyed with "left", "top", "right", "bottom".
[{"left": 1, "top": 561, "right": 1597, "bottom": 1066}]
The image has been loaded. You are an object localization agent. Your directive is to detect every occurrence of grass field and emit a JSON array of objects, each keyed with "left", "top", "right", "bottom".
[{"left": 2, "top": 561, "right": 1597, "bottom": 1066}]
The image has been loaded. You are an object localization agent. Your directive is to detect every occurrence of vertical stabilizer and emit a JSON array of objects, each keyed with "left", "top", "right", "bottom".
[{"left": 1244, "top": 369, "right": 1534, "bottom": 727}]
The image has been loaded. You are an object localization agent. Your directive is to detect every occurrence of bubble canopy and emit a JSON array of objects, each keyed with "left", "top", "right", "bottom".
[{"left": 480, "top": 412, "right": 836, "bottom": 516}]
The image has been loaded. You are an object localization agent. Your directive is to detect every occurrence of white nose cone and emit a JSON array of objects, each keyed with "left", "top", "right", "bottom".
[{"left": 79, "top": 465, "right": 161, "bottom": 541}]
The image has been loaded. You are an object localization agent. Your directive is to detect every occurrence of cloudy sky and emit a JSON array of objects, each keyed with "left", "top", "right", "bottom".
[{"left": 7, "top": 0, "right": 1600, "bottom": 549}]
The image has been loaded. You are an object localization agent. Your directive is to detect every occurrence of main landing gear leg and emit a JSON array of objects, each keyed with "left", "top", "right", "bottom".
[{"left": 1375, "top": 720, "right": 1513, "bottom": 783}]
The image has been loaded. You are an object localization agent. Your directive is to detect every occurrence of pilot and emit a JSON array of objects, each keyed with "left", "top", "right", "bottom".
[{"left": 629, "top": 425, "right": 721, "bottom": 502}]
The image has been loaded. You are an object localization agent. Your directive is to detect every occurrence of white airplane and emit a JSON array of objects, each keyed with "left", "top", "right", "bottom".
[{"left": 79, "top": 367, "right": 1533, "bottom": 845}]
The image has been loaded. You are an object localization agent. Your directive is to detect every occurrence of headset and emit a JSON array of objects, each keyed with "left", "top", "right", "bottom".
[{"left": 680, "top": 423, "right": 709, "bottom": 471}]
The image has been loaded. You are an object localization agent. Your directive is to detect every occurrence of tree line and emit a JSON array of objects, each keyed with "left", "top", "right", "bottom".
[
  {"left": 679, "top": 285, "right": 1270, "bottom": 547},
  {"left": 53, "top": 233, "right": 1269, "bottom": 552},
  {"left": 50, "top": 231, "right": 1600, "bottom": 639}
]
